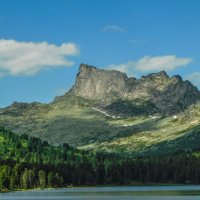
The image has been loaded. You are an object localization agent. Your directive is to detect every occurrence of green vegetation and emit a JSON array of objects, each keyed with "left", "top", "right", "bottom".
[
  {"left": 1, "top": 127, "right": 200, "bottom": 191},
  {"left": 105, "top": 99, "right": 158, "bottom": 117},
  {"left": 81, "top": 106, "right": 200, "bottom": 156},
  {"left": 2, "top": 95, "right": 200, "bottom": 157}
]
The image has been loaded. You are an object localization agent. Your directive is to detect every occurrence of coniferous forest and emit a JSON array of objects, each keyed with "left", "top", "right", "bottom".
[{"left": 0, "top": 127, "right": 200, "bottom": 191}]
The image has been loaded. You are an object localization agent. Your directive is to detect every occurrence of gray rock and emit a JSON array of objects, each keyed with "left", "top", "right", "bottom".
[
  {"left": 69, "top": 64, "right": 131, "bottom": 103},
  {"left": 69, "top": 64, "right": 200, "bottom": 115}
]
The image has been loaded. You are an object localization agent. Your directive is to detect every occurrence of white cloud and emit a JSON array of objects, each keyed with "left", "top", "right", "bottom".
[
  {"left": 135, "top": 55, "right": 192, "bottom": 72},
  {"left": 108, "top": 55, "right": 192, "bottom": 76},
  {"left": 0, "top": 39, "right": 79, "bottom": 76},
  {"left": 102, "top": 25, "right": 127, "bottom": 33},
  {"left": 185, "top": 72, "right": 200, "bottom": 86}
]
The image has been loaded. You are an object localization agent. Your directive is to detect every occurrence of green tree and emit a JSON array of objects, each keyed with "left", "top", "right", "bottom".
[
  {"left": 21, "top": 168, "right": 29, "bottom": 189},
  {"left": 38, "top": 170, "right": 46, "bottom": 189},
  {"left": 47, "top": 172, "right": 54, "bottom": 187},
  {"left": 0, "top": 165, "right": 10, "bottom": 189}
]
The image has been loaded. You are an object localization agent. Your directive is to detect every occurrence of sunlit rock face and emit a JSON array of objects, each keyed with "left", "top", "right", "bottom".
[
  {"left": 69, "top": 64, "right": 131, "bottom": 102},
  {"left": 69, "top": 64, "right": 200, "bottom": 115}
]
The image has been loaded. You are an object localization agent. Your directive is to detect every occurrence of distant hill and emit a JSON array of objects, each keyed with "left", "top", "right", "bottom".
[{"left": 1, "top": 64, "right": 200, "bottom": 156}]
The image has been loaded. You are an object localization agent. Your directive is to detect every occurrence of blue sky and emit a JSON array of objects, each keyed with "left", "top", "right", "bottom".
[{"left": 0, "top": 0, "right": 200, "bottom": 107}]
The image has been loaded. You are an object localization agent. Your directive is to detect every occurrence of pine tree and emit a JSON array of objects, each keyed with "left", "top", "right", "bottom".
[
  {"left": 38, "top": 170, "right": 46, "bottom": 189},
  {"left": 21, "top": 168, "right": 29, "bottom": 189},
  {"left": 47, "top": 172, "right": 54, "bottom": 187}
]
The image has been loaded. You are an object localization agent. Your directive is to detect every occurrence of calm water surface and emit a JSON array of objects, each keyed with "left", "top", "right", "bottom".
[{"left": 1, "top": 186, "right": 200, "bottom": 200}]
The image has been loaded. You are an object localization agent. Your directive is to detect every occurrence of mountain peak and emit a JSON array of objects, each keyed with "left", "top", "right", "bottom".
[
  {"left": 69, "top": 64, "right": 200, "bottom": 115},
  {"left": 142, "top": 71, "right": 168, "bottom": 79},
  {"left": 69, "top": 63, "right": 129, "bottom": 102},
  {"left": 0, "top": 63, "right": 200, "bottom": 150},
  {"left": 79, "top": 63, "right": 97, "bottom": 71},
  {"left": 79, "top": 63, "right": 128, "bottom": 75}
]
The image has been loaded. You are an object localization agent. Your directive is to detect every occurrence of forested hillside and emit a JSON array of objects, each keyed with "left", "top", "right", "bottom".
[
  {"left": 1, "top": 65, "right": 200, "bottom": 157},
  {"left": 1, "top": 128, "right": 200, "bottom": 191}
]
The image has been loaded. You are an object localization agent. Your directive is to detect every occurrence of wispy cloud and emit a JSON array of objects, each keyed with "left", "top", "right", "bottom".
[
  {"left": 102, "top": 25, "right": 127, "bottom": 33},
  {"left": 0, "top": 39, "right": 79, "bottom": 76},
  {"left": 134, "top": 55, "right": 192, "bottom": 72},
  {"left": 185, "top": 72, "right": 200, "bottom": 86},
  {"left": 108, "top": 55, "right": 193, "bottom": 76}
]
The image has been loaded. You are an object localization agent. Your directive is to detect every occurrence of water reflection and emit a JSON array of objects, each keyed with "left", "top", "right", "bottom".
[{"left": 0, "top": 186, "right": 200, "bottom": 200}]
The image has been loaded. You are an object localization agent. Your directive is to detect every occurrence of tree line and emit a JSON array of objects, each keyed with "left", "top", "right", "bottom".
[{"left": 0, "top": 127, "right": 200, "bottom": 191}]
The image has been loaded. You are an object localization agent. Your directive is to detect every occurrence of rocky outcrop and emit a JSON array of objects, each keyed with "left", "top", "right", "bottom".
[
  {"left": 69, "top": 64, "right": 131, "bottom": 102},
  {"left": 69, "top": 64, "right": 200, "bottom": 115}
]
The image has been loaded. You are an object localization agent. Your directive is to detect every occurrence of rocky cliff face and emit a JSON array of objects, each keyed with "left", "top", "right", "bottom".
[
  {"left": 69, "top": 64, "right": 130, "bottom": 102},
  {"left": 69, "top": 64, "right": 200, "bottom": 115}
]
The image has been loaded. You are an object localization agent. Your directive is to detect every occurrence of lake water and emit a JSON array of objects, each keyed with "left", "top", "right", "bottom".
[{"left": 1, "top": 186, "right": 200, "bottom": 200}]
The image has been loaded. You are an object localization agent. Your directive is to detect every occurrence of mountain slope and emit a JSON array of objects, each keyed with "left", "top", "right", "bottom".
[{"left": 0, "top": 64, "right": 200, "bottom": 156}]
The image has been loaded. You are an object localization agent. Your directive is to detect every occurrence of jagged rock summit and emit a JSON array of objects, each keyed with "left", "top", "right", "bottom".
[
  {"left": 69, "top": 64, "right": 130, "bottom": 102},
  {"left": 69, "top": 63, "right": 200, "bottom": 115}
]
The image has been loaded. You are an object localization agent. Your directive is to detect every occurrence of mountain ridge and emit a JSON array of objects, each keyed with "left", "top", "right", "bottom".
[
  {"left": 69, "top": 63, "right": 200, "bottom": 115},
  {"left": 1, "top": 63, "right": 200, "bottom": 156}
]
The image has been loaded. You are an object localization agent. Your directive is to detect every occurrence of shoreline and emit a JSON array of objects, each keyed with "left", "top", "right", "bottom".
[{"left": 1, "top": 183, "right": 200, "bottom": 193}]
